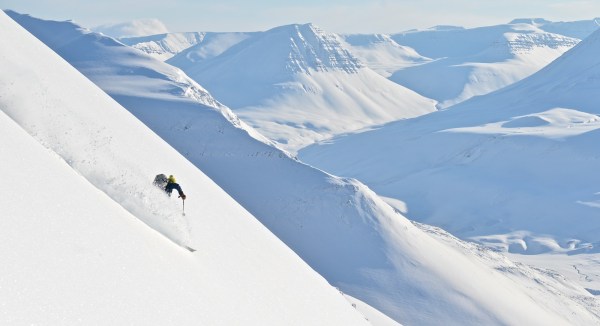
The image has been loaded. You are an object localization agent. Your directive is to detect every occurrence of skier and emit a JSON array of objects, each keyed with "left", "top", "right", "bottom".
[
  {"left": 153, "top": 174, "right": 186, "bottom": 200},
  {"left": 165, "top": 175, "right": 186, "bottom": 200},
  {"left": 152, "top": 174, "right": 193, "bottom": 249}
]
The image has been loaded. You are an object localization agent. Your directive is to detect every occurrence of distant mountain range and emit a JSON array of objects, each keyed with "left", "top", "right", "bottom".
[
  {"left": 122, "top": 18, "right": 599, "bottom": 150},
  {"left": 387, "top": 20, "right": 586, "bottom": 108},
  {"left": 167, "top": 23, "right": 437, "bottom": 152}
]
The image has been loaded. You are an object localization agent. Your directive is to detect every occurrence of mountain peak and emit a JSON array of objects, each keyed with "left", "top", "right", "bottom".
[{"left": 264, "top": 23, "right": 362, "bottom": 74}]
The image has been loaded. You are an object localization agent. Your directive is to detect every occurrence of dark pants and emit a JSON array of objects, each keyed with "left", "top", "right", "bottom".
[{"left": 165, "top": 182, "right": 184, "bottom": 197}]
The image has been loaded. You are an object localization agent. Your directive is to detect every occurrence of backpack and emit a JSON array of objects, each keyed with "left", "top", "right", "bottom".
[{"left": 153, "top": 174, "right": 168, "bottom": 188}]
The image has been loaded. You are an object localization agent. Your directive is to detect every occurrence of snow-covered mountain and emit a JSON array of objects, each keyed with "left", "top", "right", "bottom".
[
  {"left": 9, "top": 10, "right": 600, "bottom": 325},
  {"left": 168, "top": 23, "right": 437, "bottom": 152},
  {"left": 0, "top": 11, "right": 372, "bottom": 326},
  {"left": 511, "top": 17, "right": 600, "bottom": 40},
  {"left": 386, "top": 22, "right": 579, "bottom": 108},
  {"left": 301, "top": 23, "right": 600, "bottom": 266},
  {"left": 338, "top": 33, "right": 432, "bottom": 77},
  {"left": 120, "top": 32, "right": 206, "bottom": 60},
  {"left": 165, "top": 31, "right": 256, "bottom": 66},
  {"left": 121, "top": 31, "right": 254, "bottom": 61}
]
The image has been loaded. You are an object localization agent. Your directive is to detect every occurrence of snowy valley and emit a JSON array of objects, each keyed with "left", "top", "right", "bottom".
[
  {"left": 301, "top": 21, "right": 600, "bottom": 256},
  {"left": 301, "top": 14, "right": 600, "bottom": 315},
  {"left": 2, "top": 8, "right": 600, "bottom": 326}
]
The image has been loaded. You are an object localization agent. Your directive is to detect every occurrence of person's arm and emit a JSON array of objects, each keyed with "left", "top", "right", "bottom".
[{"left": 175, "top": 184, "right": 186, "bottom": 200}]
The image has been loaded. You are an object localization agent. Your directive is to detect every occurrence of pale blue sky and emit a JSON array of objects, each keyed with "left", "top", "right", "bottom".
[{"left": 2, "top": 0, "right": 599, "bottom": 33}]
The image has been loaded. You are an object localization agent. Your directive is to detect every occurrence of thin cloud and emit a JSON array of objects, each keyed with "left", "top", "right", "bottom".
[{"left": 93, "top": 19, "right": 169, "bottom": 38}]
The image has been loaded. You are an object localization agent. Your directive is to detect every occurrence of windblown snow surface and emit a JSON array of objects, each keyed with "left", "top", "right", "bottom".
[
  {"left": 9, "top": 11, "right": 600, "bottom": 325},
  {"left": 168, "top": 23, "right": 436, "bottom": 153},
  {"left": 301, "top": 23, "right": 600, "bottom": 312},
  {"left": 0, "top": 11, "right": 373, "bottom": 326}
]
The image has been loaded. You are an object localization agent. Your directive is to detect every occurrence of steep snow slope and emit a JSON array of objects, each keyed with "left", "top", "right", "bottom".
[
  {"left": 301, "top": 28, "right": 600, "bottom": 258},
  {"left": 11, "top": 11, "right": 600, "bottom": 326},
  {"left": 169, "top": 23, "right": 436, "bottom": 152},
  {"left": 0, "top": 11, "right": 373, "bottom": 326},
  {"left": 388, "top": 22, "right": 578, "bottom": 108},
  {"left": 344, "top": 295, "right": 403, "bottom": 326},
  {"left": 121, "top": 31, "right": 254, "bottom": 61}
]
